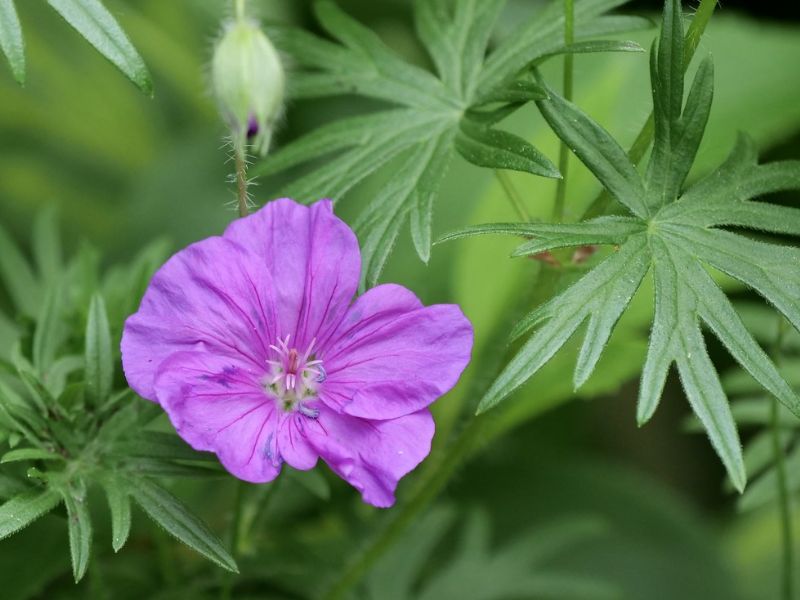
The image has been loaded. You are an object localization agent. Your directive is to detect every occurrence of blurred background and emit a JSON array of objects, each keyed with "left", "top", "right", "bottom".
[{"left": 0, "top": 0, "right": 799, "bottom": 598}]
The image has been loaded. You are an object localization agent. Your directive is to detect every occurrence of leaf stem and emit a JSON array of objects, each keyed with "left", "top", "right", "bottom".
[
  {"left": 235, "top": 148, "right": 249, "bottom": 218},
  {"left": 495, "top": 170, "right": 531, "bottom": 221},
  {"left": 553, "top": 0, "right": 575, "bottom": 222},
  {"left": 772, "top": 319, "right": 794, "bottom": 600},
  {"left": 581, "top": 0, "right": 718, "bottom": 219}
]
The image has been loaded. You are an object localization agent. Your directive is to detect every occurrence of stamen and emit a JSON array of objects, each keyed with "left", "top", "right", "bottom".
[
  {"left": 264, "top": 334, "right": 325, "bottom": 416},
  {"left": 298, "top": 404, "right": 319, "bottom": 419}
]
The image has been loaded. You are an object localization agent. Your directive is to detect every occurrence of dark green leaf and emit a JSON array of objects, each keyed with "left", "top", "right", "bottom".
[
  {"left": 129, "top": 478, "right": 238, "bottom": 572},
  {"left": 0, "top": 0, "right": 24, "bottom": 84},
  {"left": 61, "top": 485, "right": 92, "bottom": 582},
  {"left": 455, "top": 119, "right": 559, "bottom": 178},
  {"left": 102, "top": 476, "right": 131, "bottom": 552},
  {"left": 0, "top": 488, "right": 61, "bottom": 540},
  {"left": 46, "top": 0, "right": 152, "bottom": 94},
  {"left": 33, "top": 282, "right": 65, "bottom": 374},
  {"left": 84, "top": 293, "right": 112, "bottom": 405},
  {"left": 478, "top": 235, "right": 650, "bottom": 413},
  {"left": 1, "top": 448, "right": 64, "bottom": 464},
  {"left": 536, "top": 81, "right": 648, "bottom": 217},
  {"left": 112, "top": 431, "right": 216, "bottom": 463}
]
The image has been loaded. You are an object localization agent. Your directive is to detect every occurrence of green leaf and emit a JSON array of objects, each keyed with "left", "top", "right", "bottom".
[
  {"left": 84, "top": 293, "right": 112, "bottom": 405},
  {"left": 355, "top": 132, "right": 454, "bottom": 285},
  {"left": 449, "top": 4, "right": 800, "bottom": 487},
  {"left": 112, "top": 431, "right": 216, "bottom": 463},
  {"left": 414, "top": 0, "right": 506, "bottom": 100},
  {"left": 438, "top": 217, "right": 643, "bottom": 256},
  {"left": 46, "top": 0, "right": 152, "bottom": 94},
  {"left": 0, "top": 488, "right": 61, "bottom": 540},
  {"left": 0, "top": 0, "right": 24, "bottom": 84},
  {"left": 129, "top": 477, "right": 238, "bottom": 572},
  {"left": 102, "top": 477, "right": 131, "bottom": 552},
  {"left": 260, "top": 0, "right": 646, "bottom": 283},
  {"left": 1, "top": 448, "right": 64, "bottom": 464},
  {"left": 32, "top": 282, "right": 65, "bottom": 374},
  {"left": 61, "top": 485, "right": 92, "bottom": 582},
  {"left": 478, "top": 235, "right": 650, "bottom": 413},
  {"left": 535, "top": 80, "right": 648, "bottom": 217},
  {"left": 455, "top": 119, "right": 560, "bottom": 178}
]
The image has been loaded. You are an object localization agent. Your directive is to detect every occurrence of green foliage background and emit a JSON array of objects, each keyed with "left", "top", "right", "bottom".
[{"left": 0, "top": 0, "right": 798, "bottom": 598}]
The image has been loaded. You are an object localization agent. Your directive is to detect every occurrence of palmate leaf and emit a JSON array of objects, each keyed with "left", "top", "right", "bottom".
[
  {"left": 255, "top": 0, "right": 648, "bottom": 285},
  {"left": 441, "top": 0, "right": 800, "bottom": 490}
]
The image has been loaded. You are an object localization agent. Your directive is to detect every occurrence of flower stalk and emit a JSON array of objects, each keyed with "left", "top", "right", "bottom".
[
  {"left": 553, "top": 0, "right": 575, "bottom": 222},
  {"left": 772, "top": 318, "right": 794, "bottom": 600}
]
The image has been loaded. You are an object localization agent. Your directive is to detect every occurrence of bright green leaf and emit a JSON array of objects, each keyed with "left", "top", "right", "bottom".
[
  {"left": 0, "top": 0, "right": 24, "bottom": 84},
  {"left": 47, "top": 0, "right": 152, "bottom": 94}
]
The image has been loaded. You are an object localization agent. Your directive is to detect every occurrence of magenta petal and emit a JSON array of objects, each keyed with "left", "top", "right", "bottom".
[
  {"left": 154, "top": 351, "right": 281, "bottom": 483},
  {"left": 223, "top": 199, "right": 360, "bottom": 350},
  {"left": 121, "top": 237, "right": 277, "bottom": 401},
  {"left": 321, "top": 284, "right": 473, "bottom": 420},
  {"left": 275, "top": 411, "right": 319, "bottom": 470},
  {"left": 309, "top": 405, "right": 434, "bottom": 508}
]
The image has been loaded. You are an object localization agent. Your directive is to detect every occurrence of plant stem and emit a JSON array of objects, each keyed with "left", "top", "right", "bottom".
[
  {"left": 323, "top": 416, "right": 487, "bottom": 600},
  {"left": 495, "top": 170, "right": 530, "bottom": 221},
  {"left": 553, "top": 0, "right": 574, "bottom": 222},
  {"left": 581, "top": 0, "right": 718, "bottom": 219},
  {"left": 235, "top": 0, "right": 246, "bottom": 20},
  {"left": 772, "top": 319, "right": 793, "bottom": 600},
  {"left": 235, "top": 148, "right": 249, "bottom": 218},
  {"left": 221, "top": 481, "right": 247, "bottom": 600}
]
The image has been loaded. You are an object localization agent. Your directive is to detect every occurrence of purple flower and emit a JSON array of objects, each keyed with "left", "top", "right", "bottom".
[{"left": 121, "top": 199, "right": 473, "bottom": 507}]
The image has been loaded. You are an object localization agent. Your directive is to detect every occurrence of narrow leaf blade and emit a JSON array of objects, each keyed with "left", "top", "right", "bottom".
[
  {"left": 129, "top": 478, "right": 238, "bottom": 572},
  {"left": 85, "top": 293, "right": 113, "bottom": 405},
  {"left": 47, "top": 0, "right": 152, "bottom": 94},
  {"left": 0, "top": 488, "right": 61, "bottom": 540},
  {"left": 0, "top": 0, "right": 24, "bottom": 84}
]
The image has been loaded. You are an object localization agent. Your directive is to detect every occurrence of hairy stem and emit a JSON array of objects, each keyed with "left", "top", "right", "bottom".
[
  {"left": 495, "top": 170, "right": 531, "bottom": 221},
  {"left": 235, "top": 148, "right": 249, "bottom": 218},
  {"left": 772, "top": 319, "right": 794, "bottom": 600},
  {"left": 553, "top": 0, "right": 575, "bottom": 221},
  {"left": 581, "top": 0, "right": 718, "bottom": 219}
]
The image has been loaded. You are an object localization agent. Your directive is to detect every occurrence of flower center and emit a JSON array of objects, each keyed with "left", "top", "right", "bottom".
[{"left": 264, "top": 335, "right": 325, "bottom": 417}]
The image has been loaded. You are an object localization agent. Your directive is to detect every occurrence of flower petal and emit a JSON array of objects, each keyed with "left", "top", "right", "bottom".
[
  {"left": 321, "top": 284, "right": 473, "bottom": 420},
  {"left": 154, "top": 351, "right": 281, "bottom": 483},
  {"left": 223, "top": 198, "right": 360, "bottom": 350},
  {"left": 121, "top": 237, "right": 278, "bottom": 401},
  {"left": 275, "top": 410, "right": 320, "bottom": 470},
  {"left": 308, "top": 405, "right": 435, "bottom": 508}
]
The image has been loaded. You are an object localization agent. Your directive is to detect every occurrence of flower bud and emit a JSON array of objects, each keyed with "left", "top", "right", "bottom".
[{"left": 212, "top": 17, "right": 284, "bottom": 156}]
